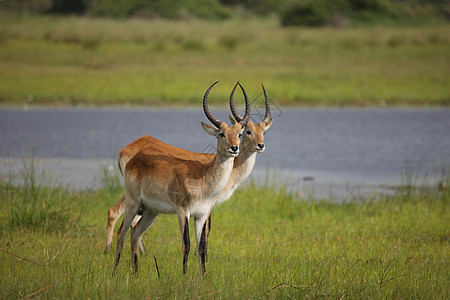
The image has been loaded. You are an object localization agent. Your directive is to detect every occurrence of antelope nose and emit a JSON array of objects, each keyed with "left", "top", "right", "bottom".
[
  {"left": 258, "top": 143, "right": 265, "bottom": 149},
  {"left": 230, "top": 145, "right": 238, "bottom": 152}
]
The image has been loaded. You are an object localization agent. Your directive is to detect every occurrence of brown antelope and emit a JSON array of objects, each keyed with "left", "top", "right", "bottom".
[
  {"left": 104, "top": 137, "right": 212, "bottom": 254},
  {"left": 113, "top": 81, "right": 250, "bottom": 275},
  {"left": 105, "top": 84, "right": 273, "bottom": 257},
  {"left": 214, "top": 83, "right": 273, "bottom": 206}
]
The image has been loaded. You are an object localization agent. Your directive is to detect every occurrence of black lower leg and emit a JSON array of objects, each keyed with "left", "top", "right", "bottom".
[
  {"left": 208, "top": 215, "right": 211, "bottom": 232},
  {"left": 183, "top": 217, "right": 190, "bottom": 274},
  {"left": 199, "top": 221, "right": 207, "bottom": 274},
  {"left": 205, "top": 214, "right": 211, "bottom": 261},
  {"left": 133, "top": 253, "right": 138, "bottom": 273},
  {"left": 113, "top": 252, "right": 121, "bottom": 276}
]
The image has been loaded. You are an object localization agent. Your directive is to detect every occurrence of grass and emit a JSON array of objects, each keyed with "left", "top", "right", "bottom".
[
  {"left": 0, "top": 15, "right": 449, "bottom": 107},
  {"left": 0, "top": 150, "right": 80, "bottom": 232},
  {"left": 0, "top": 158, "right": 448, "bottom": 299}
]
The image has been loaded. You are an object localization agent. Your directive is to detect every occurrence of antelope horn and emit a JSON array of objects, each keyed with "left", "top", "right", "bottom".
[
  {"left": 237, "top": 82, "right": 251, "bottom": 127},
  {"left": 229, "top": 81, "right": 243, "bottom": 122},
  {"left": 261, "top": 84, "right": 272, "bottom": 124},
  {"left": 203, "top": 81, "right": 222, "bottom": 128}
]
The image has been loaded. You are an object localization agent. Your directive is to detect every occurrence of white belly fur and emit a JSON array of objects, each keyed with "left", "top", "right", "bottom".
[{"left": 141, "top": 196, "right": 177, "bottom": 214}]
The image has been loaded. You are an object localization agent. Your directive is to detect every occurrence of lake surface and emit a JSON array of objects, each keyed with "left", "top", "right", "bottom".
[{"left": 1, "top": 107, "right": 449, "bottom": 199}]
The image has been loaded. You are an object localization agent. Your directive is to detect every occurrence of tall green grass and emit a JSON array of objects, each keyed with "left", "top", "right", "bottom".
[
  {"left": 0, "top": 155, "right": 80, "bottom": 232},
  {"left": 0, "top": 158, "right": 448, "bottom": 298},
  {"left": 0, "top": 16, "right": 449, "bottom": 107}
]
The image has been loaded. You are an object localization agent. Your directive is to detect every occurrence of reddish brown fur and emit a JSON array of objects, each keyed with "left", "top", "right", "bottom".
[
  {"left": 118, "top": 135, "right": 214, "bottom": 175},
  {"left": 105, "top": 135, "right": 214, "bottom": 253},
  {"left": 113, "top": 121, "right": 245, "bottom": 275},
  {"left": 105, "top": 120, "right": 272, "bottom": 253}
]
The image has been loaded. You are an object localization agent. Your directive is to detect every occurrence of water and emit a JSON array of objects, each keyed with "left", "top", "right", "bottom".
[{"left": 1, "top": 107, "right": 449, "bottom": 199}]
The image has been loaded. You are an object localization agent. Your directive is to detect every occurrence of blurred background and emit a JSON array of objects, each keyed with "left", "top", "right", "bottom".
[
  {"left": 1, "top": 0, "right": 449, "bottom": 198},
  {"left": 0, "top": 0, "right": 449, "bottom": 106}
]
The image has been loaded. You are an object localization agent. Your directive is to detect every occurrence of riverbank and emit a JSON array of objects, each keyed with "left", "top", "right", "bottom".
[
  {"left": 0, "top": 156, "right": 405, "bottom": 202},
  {"left": 0, "top": 162, "right": 448, "bottom": 298},
  {"left": 1, "top": 16, "right": 449, "bottom": 107},
  {"left": 2, "top": 107, "right": 449, "bottom": 200}
]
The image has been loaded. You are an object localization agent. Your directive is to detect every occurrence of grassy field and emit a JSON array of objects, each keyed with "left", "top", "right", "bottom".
[
  {"left": 0, "top": 160, "right": 448, "bottom": 299},
  {"left": 1, "top": 16, "right": 449, "bottom": 107}
]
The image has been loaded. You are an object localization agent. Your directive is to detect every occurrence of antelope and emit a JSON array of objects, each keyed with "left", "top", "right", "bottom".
[
  {"left": 113, "top": 81, "right": 250, "bottom": 275},
  {"left": 189, "top": 83, "right": 273, "bottom": 256},
  {"left": 104, "top": 83, "right": 273, "bottom": 257},
  {"left": 105, "top": 83, "right": 273, "bottom": 258},
  {"left": 105, "top": 135, "right": 213, "bottom": 254},
  {"left": 213, "top": 83, "right": 273, "bottom": 206}
]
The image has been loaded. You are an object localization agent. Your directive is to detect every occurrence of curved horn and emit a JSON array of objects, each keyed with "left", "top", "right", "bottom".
[
  {"left": 229, "top": 81, "right": 243, "bottom": 122},
  {"left": 261, "top": 84, "right": 272, "bottom": 124},
  {"left": 237, "top": 82, "right": 251, "bottom": 127},
  {"left": 203, "top": 81, "right": 222, "bottom": 128}
]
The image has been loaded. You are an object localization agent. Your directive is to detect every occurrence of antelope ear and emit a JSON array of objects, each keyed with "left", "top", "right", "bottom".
[
  {"left": 264, "top": 118, "right": 273, "bottom": 131},
  {"left": 201, "top": 122, "right": 219, "bottom": 137},
  {"left": 229, "top": 115, "right": 238, "bottom": 125}
]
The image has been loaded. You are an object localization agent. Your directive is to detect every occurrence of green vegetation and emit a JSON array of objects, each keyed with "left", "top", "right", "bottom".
[
  {"left": 0, "top": 16, "right": 449, "bottom": 107},
  {"left": 280, "top": 0, "right": 450, "bottom": 27},
  {"left": 0, "top": 158, "right": 449, "bottom": 299},
  {"left": 3, "top": 0, "right": 449, "bottom": 26},
  {"left": 1, "top": 158, "right": 78, "bottom": 232}
]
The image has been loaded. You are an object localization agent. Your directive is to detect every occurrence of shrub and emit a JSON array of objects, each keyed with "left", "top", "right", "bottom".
[
  {"left": 87, "top": 0, "right": 133, "bottom": 18},
  {"left": 280, "top": 0, "right": 450, "bottom": 27},
  {"left": 218, "top": 34, "right": 240, "bottom": 50},
  {"left": 183, "top": 0, "right": 231, "bottom": 19},
  {"left": 349, "top": 0, "right": 392, "bottom": 12},
  {"left": 182, "top": 38, "right": 206, "bottom": 51},
  {"left": 49, "top": 0, "right": 87, "bottom": 15},
  {"left": 281, "top": 0, "right": 350, "bottom": 27},
  {"left": 88, "top": 0, "right": 231, "bottom": 20}
]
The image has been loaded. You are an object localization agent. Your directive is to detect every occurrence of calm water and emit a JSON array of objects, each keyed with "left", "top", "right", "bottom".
[{"left": 1, "top": 107, "right": 449, "bottom": 198}]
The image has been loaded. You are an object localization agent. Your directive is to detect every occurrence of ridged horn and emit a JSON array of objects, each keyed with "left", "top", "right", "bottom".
[
  {"left": 261, "top": 84, "right": 272, "bottom": 124},
  {"left": 229, "top": 81, "right": 243, "bottom": 122},
  {"left": 229, "top": 82, "right": 250, "bottom": 127},
  {"left": 237, "top": 82, "right": 250, "bottom": 127},
  {"left": 203, "top": 81, "right": 222, "bottom": 128}
]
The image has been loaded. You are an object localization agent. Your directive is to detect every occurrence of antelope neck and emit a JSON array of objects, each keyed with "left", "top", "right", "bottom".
[
  {"left": 230, "top": 147, "right": 257, "bottom": 186},
  {"left": 204, "top": 152, "right": 235, "bottom": 196}
]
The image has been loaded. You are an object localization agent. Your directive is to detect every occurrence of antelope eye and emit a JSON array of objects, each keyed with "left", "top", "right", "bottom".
[
  {"left": 238, "top": 133, "right": 243, "bottom": 138},
  {"left": 263, "top": 131, "right": 267, "bottom": 136},
  {"left": 219, "top": 132, "right": 226, "bottom": 138},
  {"left": 246, "top": 130, "right": 252, "bottom": 135}
]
